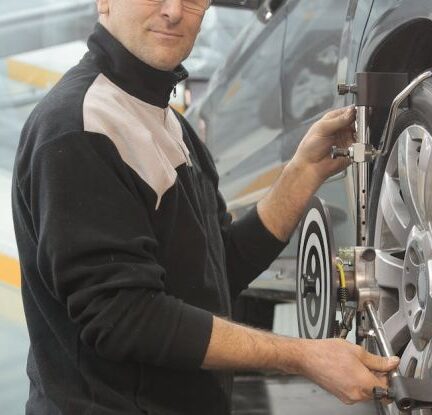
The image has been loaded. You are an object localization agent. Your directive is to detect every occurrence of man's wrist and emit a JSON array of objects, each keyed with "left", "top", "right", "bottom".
[
  {"left": 274, "top": 337, "right": 309, "bottom": 375},
  {"left": 257, "top": 158, "right": 323, "bottom": 242},
  {"left": 286, "top": 156, "right": 323, "bottom": 191}
]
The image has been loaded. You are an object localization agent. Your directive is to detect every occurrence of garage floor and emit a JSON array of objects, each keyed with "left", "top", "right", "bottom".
[{"left": 232, "top": 374, "right": 376, "bottom": 414}]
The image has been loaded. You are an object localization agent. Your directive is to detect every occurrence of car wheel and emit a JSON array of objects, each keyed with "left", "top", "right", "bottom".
[{"left": 368, "top": 79, "right": 432, "bottom": 414}]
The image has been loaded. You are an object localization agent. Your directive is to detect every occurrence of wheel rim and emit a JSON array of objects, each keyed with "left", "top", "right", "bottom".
[{"left": 374, "top": 124, "right": 432, "bottom": 415}]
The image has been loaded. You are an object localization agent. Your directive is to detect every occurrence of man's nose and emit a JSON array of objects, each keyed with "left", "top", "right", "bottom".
[{"left": 160, "top": 0, "right": 183, "bottom": 24}]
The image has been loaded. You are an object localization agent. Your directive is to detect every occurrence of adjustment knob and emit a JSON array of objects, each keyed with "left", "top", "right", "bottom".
[
  {"left": 331, "top": 146, "right": 351, "bottom": 159},
  {"left": 337, "top": 83, "right": 358, "bottom": 95},
  {"left": 373, "top": 387, "right": 389, "bottom": 400}
]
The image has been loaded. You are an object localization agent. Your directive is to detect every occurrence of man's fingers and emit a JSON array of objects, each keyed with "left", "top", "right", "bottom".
[
  {"left": 359, "top": 373, "right": 389, "bottom": 401},
  {"left": 372, "top": 373, "right": 394, "bottom": 405},
  {"left": 318, "top": 108, "right": 356, "bottom": 135},
  {"left": 372, "top": 372, "right": 390, "bottom": 389},
  {"left": 322, "top": 106, "right": 354, "bottom": 120},
  {"left": 361, "top": 351, "right": 400, "bottom": 372}
]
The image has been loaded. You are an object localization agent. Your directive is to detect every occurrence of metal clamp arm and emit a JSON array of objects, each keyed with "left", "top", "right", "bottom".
[{"left": 381, "top": 70, "right": 432, "bottom": 156}]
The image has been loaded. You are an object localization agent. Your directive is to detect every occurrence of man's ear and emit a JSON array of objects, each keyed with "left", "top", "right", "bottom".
[{"left": 96, "top": 0, "right": 110, "bottom": 14}]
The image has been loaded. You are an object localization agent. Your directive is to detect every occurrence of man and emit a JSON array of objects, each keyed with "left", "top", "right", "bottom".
[{"left": 12, "top": 0, "right": 399, "bottom": 414}]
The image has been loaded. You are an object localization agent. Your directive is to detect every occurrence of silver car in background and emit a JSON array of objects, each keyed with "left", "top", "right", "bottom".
[{"left": 186, "top": 2, "right": 432, "bottom": 414}]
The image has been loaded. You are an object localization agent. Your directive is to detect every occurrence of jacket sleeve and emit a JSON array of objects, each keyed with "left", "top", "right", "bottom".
[
  {"left": 217, "top": 192, "right": 288, "bottom": 299},
  {"left": 27, "top": 132, "right": 213, "bottom": 369}
]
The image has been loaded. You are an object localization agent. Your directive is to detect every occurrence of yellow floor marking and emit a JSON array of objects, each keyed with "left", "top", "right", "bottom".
[
  {"left": 5, "top": 41, "right": 87, "bottom": 90},
  {"left": 0, "top": 254, "right": 21, "bottom": 288},
  {"left": 6, "top": 58, "right": 62, "bottom": 89},
  {"left": 6, "top": 58, "right": 185, "bottom": 113}
]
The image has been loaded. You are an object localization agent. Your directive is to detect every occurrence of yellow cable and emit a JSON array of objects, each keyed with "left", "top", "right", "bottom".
[{"left": 336, "top": 260, "right": 346, "bottom": 289}]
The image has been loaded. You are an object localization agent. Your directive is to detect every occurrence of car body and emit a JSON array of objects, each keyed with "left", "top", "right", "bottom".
[{"left": 187, "top": 0, "right": 360, "bottom": 294}]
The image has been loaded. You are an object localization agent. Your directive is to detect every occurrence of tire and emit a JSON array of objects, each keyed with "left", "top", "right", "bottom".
[{"left": 368, "top": 79, "right": 432, "bottom": 414}]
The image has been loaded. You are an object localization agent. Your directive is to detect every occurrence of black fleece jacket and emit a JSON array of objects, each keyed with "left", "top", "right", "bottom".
[{"left": 12, "top": 23, "right": 287, "bottom": 415}]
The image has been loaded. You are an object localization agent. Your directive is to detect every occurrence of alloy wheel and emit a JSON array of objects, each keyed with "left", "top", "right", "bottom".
[{"left": 374, "top": 124, "right": 432, "bottom": 415}]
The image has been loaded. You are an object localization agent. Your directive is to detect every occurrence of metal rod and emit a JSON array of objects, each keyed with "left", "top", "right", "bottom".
[
  {"left": 356, "top": 106, "right": 369, "bottom": 246},
  {"left": 381, "top": 70, "right": 432, "bottom": 156},
  {"left": 365, "top": 302, "right": 400, "bottom": 379}
]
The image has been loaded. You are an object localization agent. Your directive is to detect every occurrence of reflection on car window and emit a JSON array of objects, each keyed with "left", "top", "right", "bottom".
[
  {"left": 224, "top": 16, "right": 264, "bottom": 68},
  {"left": 184, "top": 7, "right": 254, "bottom": 79}
]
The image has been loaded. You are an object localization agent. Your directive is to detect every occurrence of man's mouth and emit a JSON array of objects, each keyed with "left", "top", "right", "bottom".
[{"left": 149, "top": 29, "right": 183, "bottom": 38}]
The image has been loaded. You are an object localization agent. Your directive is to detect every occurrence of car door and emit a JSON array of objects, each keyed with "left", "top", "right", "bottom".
[
  {"left": 280, "top": 0, "right": 348, "bottom": 160},
  {"left": 279, "top": 1, "right": 355, "bottom": 252},
  {"left": 200, "top": 0, "right": 296, "bottom": 205}
]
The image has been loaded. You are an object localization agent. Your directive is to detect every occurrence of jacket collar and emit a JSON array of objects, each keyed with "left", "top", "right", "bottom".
[{"left": 87, "top": 23, "right": 188, "bottom": 108}]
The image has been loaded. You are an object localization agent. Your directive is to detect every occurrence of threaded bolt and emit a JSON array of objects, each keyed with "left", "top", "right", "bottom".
[{"left": 373, "top": 387, "right": 389, "bottom": 400}]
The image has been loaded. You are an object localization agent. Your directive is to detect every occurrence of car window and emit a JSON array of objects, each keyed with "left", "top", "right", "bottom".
[
  {"left": 223, "top": 15, "right": 265, "bottom": 68},
  {"left": 183, "top": 7, "right": 254, "bottom": 79}
]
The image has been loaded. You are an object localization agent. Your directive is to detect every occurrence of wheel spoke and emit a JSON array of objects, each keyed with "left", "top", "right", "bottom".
[
  {"left": 399, "top": 340, "right": 423, "bottom": 376},
  {"left": 379, "top": 172, "right": 412, "bottom": 248},
  {"left": 417, "top": 129, "right": 432, "bottom": 231},
  {"left": 398, "top": 128, "right": 424, "bottom": 228},
  {"left": 383, "top": 310, "right": 410, "bottom": 354},
  {"left": 426, "top": 168, "right": 432, "bottom": 233},
  {"left": 374, "top": 249, "right": 404, "bottom": 289}
]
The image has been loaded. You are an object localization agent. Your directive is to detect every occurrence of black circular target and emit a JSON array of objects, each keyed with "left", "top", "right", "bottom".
[{"left": 296, "top": 196, "right": 337, "bottom": 339}]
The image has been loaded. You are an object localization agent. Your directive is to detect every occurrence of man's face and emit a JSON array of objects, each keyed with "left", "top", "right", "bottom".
[{"left": 97, "top": 0, "right": 204, "bottom": 71}]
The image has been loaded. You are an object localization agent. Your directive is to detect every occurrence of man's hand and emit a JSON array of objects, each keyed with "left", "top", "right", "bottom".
[
  {"left": 203, "top": 317, "right": 400, "bottom": 405},
  {"left": 292, "top": 106, "right": 356, "bottom": 183},
  {"left": 257, "top": 106, "right": 356, "bottom": 242},
  {"left": 295, "top": 338, "right": 399, "bottom": 405}
]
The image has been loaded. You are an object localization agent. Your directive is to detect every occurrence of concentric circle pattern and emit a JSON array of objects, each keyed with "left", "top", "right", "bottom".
[{"left": 297, "top": 197, "right": 337, "bottom": 339}]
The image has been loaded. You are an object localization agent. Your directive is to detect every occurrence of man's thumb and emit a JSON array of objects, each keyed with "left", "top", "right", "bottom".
[{"left": 361, "top": 353, "right": 400, "bottom": 372}]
